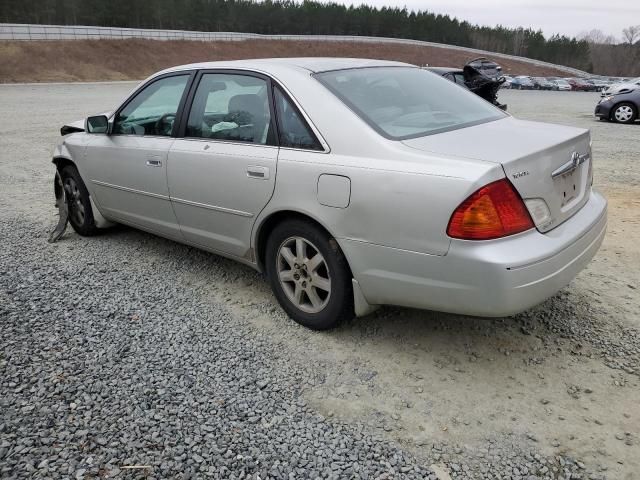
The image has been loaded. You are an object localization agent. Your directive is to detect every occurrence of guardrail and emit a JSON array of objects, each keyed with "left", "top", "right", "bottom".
[{"left": 0, "top": 23, "right": 591, "bottom": 76}]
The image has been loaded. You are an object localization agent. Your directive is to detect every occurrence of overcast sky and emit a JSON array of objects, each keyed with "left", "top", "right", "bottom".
[{"left": 334, "top": 0, "right": 639, "bottom": 40}]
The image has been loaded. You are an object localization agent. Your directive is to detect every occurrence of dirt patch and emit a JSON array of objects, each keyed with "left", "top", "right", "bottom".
[{"left": 0, "top": 39, "right": 572, "bottom": 83}]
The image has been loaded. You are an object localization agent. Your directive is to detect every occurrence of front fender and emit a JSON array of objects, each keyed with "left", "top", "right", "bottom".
[
  {"left": 50, "top": 137, "right": 114, "bottom": 230},
  {"left": 52, "top": 141, "right": 74, "bottom": 164}
]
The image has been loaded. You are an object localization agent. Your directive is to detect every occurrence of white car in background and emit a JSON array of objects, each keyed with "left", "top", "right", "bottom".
[
  {"left": 552, "top": 78, "right": 572, "bottom": 92},
  {"left": 601, "top": 77, "right": 640, "bottom": 96},
  {"left": 552, "top": 79, "right": 572, "bottom": 91},
  {"left": 51, "top": 58, "right": 607, "bottom": 330},
  {"left": 501, "top": 75, "right": 514, "bottom": 88}
]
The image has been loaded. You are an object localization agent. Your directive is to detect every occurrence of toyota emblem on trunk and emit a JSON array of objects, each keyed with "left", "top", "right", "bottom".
[{"left": 551, "top": 151, "right": 590, "bottom": 178}]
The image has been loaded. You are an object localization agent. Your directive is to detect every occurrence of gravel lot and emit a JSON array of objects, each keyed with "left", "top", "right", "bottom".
[{"left": 0, "top": 84, "right": 639, "bottom": 480}]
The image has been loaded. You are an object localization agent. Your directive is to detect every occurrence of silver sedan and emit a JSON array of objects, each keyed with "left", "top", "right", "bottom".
[{"left": 51, "top": 58, "right": 607, "bottom": 329}]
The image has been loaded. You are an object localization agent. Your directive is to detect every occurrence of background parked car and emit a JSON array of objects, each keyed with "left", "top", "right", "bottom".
[
  {"left": 567, "top": 78, "right": 598, "bottom": 92},
  {"left": 511, "top": 76, "right": 535, "bottom": 90},
  {"left": 466, "top": 57, "right": 502, "bottom": 80},
  {"left": 587, "top": 78, "right": 611, "bottom": 92},
  {"left": 426, "top": 67, "right": 466, "bottom": 86},
  {"left": 533, "top": 77, "right": 557, "bottom": 90},
  {"left": 583, "top": 79, "right": 605, "bottom": 92},
  {"left": 602, "top": 77, "right": 640, "bottom": 96},
  {"left": 552, "top": 79, "right": 572, "bottom": 91},
  {"left": 596, "top": 86, "right": 640, "bottom": 124},
  {"left": 501, "top": 75, "right": 514, "bottom": 88},
  {"left": 425, "top": 65, "right": 507, "bottom": 110}
]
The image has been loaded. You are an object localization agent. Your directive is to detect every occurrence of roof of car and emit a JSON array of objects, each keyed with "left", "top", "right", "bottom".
[
  {"left": 158, "top": 57, "right": 413, "bottom": 76},
  {"left": 424, "top": 67, "right": 463, "bottom": 74}
]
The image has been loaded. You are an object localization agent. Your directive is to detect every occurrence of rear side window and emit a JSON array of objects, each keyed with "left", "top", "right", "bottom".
[
  {"left": 186, "top": 73, "right": 274, "bottom": 145},
  {"left": 273, "top": 86, "right": 323, "bottom": 151},
  {"left": 316, "top": 67, "right": 506, "bottom": 139}
]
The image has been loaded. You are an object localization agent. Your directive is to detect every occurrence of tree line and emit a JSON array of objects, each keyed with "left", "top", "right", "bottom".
[
  {"left": 1, "top": 0, "right": 637, "bottom": 75},
  {"left": 580, "top": 29, "right": 640, "bottom": 77}
]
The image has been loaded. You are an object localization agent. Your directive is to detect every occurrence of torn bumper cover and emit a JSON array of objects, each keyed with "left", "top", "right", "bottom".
[{"left": 48, "top": 170, "right": 69, "bottom": 243}]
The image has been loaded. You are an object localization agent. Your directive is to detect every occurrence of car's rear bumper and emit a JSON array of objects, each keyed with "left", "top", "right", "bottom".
[{"left": 340, "top": 189, "right": 607, "bottom": 317}]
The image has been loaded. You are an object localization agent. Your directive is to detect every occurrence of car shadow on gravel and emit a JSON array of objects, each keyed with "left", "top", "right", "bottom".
[{"left": 84, "top": 222, "right": 639, "bottom": 378}]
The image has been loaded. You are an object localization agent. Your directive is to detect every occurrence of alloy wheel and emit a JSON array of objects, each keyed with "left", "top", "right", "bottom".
[
  {"left": 276, "top": 236, "right": 331, "bottom": 313},
  {"left": 63, "top": 177, "right": 85, "bottom": 226}
]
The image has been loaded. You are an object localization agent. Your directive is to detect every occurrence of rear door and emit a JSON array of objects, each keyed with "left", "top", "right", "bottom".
[
  {"left": 84, "top": 73, "right": 193, "bottom": 239},
  {"left": 167, "top": 71, "right": 279, "bottom": 258}
]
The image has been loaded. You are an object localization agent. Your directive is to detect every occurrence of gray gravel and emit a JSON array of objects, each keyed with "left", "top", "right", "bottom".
[
  {"left": 0, "top": 218, "right": 435, "bottom": 479},
  {"left": 0, "top": 217, "right": 600, "bottom": 479}
]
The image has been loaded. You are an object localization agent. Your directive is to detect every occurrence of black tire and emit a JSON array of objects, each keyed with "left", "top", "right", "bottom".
[
  {"left": 610, "top": 102, "right": 638, "bottom": 124},
  {"left": 265, "top": 219, "right": 354, "bottom": 330},
  {"left": 60, "top": 165, "right": 99, "bottom": 236}
]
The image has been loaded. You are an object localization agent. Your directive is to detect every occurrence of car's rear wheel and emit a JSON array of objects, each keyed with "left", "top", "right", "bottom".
[
  {"left": 60, "top": 165, "right": 99, "bottom": 236},
  {"left": 265, "top": 219, "right": 354, "bottom": 330},
  {"left": 611, "top": 102, "right": 637, "bottom": 124}
]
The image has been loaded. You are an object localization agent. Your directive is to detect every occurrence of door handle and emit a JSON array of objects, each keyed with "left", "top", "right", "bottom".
[
  {"left": 247, "top": 166, "right": 270, "bottom": 180},
  {"left": 146, "top": 159, "right": 162, "bottom": 167}
]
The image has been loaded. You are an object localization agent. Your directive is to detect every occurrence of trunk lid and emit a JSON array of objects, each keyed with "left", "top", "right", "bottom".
[{"left": 402, "top": 117, "right": 592, "bottom": 232}]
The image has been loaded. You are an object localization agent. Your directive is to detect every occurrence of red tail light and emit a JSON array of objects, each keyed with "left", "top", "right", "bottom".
[{"left": 447, "top": 179, "right": 534, "bottom": 240}]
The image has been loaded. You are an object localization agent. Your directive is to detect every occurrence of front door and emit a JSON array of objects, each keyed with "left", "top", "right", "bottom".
[
  {"left": 84, "top": 73, "right": 191, "bottom": 239},
  {"left": 167, "top": 72, "right": 279, "bottom": 258}
]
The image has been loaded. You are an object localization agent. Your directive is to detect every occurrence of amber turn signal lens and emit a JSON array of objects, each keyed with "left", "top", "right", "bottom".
[{"left": 447, "top": 178, "right": 534, "bottom": 240}]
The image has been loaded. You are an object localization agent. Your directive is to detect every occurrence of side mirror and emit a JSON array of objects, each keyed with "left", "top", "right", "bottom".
[{"left": 86, "top": 115, "right": 110, "bottom": 134}]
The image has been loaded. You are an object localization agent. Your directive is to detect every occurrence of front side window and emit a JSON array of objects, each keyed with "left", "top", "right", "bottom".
[
  {"left": 274, "top": 86, "right": 322, "bottom": 151},
  {"left": 114, "top": 75, "right": 189, "bottom": 136},
  {"left": 316, "top": 67, "right": 506, "bottom": 139},
  {"left": 186, "top": 73, "right": 273, "bottom": 145}
]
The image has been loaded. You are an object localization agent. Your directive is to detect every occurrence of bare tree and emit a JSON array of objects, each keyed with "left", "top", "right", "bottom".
[
  {"left": 622, "top": 25, "right": 640, "bottom": 44},
  {"left": 578, "top": 29, "right": 615, "bottom": 45}
]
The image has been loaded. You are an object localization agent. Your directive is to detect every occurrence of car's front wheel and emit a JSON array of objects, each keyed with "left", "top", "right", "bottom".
[
  {"left": 60, "top": 165, "right": 99, "bottom": 236},
  {"left": 611, "top": 102, "right": 638, "bottom": 124},
  {"left": 265, "top": 219, "right": 354, "bottom": 330}
]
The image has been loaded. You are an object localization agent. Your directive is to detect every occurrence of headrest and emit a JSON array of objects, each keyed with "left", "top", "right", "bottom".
[{"left": 228, "top": 94, "right": 263, "bottom": 117}]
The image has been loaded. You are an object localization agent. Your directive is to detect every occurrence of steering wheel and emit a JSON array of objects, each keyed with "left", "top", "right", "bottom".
[{"left": 155, "top": 113, "right": 176, "bottom": 136}]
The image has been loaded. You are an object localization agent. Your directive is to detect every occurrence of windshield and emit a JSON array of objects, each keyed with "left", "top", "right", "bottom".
[{"left": 315, "top": 67, "right": 506, "bottom": 140}]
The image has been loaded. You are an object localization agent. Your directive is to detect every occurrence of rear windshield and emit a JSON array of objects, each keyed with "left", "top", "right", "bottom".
[{"left": 315, "top": 66, "right": 506, "bottom": 140}]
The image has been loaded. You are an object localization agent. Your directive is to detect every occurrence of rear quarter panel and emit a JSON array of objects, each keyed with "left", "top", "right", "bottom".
[
  {"left": 255, "top": 65, "right": 505, "bottom": 257},
  {"left": 256, "top": 145, "right": 503, "bottom": 258}
]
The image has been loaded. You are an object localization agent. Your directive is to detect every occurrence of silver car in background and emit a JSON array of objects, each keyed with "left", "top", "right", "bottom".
[{"left": 52, "top": 58, "right": 607, "bottom": 329}]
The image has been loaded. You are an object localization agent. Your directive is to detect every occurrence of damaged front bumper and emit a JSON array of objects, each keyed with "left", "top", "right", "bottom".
[{"left": 48, "top": 169, "right": 69, "bottom": 243}]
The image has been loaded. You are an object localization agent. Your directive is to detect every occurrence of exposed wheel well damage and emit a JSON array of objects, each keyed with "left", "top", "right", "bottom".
[
  {"left": 52, "top": 156, "right": 75, "bottom": 171},
  {"left": 51, "top": 157, "right": 74, "bottom": 202},
  {"left": 49, "top": 157, "right": 114, "bottom": 232}
]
